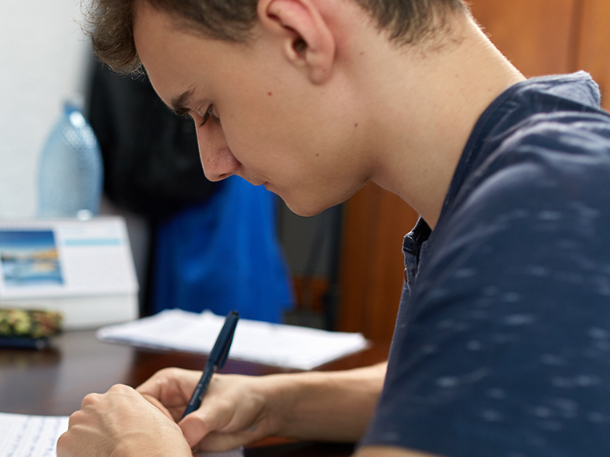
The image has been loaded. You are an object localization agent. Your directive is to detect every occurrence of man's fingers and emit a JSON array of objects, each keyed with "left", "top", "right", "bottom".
[
  {"left": 179, "top": 410, "right": 220, "bottom": 448},
  {"left": 178, "top": 397, "right": 241, "bottom": 449},
  {"left": 181, "top": 401, "right": 269, "bottom": 452},
  {"left": 137, "top": 368, "right": 198, "bottom": 405},
  {"left": 136, "top": 368, "right": 177, "bottom": 398}
]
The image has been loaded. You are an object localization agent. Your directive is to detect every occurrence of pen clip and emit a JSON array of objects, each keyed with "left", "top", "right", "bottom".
[{"left": 209, "top": 311, "right": 239, "bottom": 370}]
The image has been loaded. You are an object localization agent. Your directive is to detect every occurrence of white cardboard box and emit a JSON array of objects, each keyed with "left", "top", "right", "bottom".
[{"left": 0, "top": 217, "right": 138, "bottom": 329}]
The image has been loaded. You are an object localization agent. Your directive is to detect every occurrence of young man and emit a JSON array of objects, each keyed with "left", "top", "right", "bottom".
[{"left": 58, "top": 0, "right": 610, "bottom": 456}]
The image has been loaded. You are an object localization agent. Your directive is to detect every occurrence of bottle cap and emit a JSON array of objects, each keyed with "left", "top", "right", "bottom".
[{"left": 63, "top": 94, "right": 85, "bottom": 114}]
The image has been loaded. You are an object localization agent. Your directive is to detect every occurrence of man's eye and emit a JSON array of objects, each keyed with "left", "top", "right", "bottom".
[{"left": 198, "top": 105, "right": 216, "bottom": 127}]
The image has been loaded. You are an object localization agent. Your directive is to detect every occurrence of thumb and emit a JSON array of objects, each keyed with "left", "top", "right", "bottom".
[{"left": 179, "top": 408, "right": 226, "bottom": 448}]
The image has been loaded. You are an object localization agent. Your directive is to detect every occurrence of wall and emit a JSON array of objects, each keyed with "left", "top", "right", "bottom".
[
  {"left": 0, "top": 1, "right": 90, "bottom": 218},
  {"left": 0, "top": 1, "right": 154, "bottom": 307}
]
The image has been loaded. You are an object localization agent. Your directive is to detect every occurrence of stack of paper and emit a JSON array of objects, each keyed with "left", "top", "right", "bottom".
[{"left": 97, "top": 309, "right": 369, "bottom": 370}]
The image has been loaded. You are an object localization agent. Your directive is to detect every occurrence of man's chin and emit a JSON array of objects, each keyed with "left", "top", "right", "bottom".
[
  {"left": 284, "top": 198, "right": 329, "bottom": 218},
  {"left": 262, "top": 183, "right": 333, "bottom": 217}
]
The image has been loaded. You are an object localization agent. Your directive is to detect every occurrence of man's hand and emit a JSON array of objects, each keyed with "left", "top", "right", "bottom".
[
  {"left": 137, "top": 363, "right": 387, "bottom": 451},
  {"left": 56, "top": 384, "right": 191, "bottom": 457},
  {"left": 137, "top": 367, "right": 284, "bottom": 451},
  {"left": 356, "top": 446, "right": 443, "bottom": 457}
]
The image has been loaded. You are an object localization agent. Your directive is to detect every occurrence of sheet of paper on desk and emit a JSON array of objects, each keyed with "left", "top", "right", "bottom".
[
  {"left": 97, "top": 309, "right": 369, "bottom": 370},
  {"left": 0, "top": 412, "right": 242, "bottom": 457},
  {"left": 0, "top": 412, "right": 67, "bottom": 457}
]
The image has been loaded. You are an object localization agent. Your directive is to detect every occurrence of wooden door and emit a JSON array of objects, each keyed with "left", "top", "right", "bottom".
[
  {"left": 337, "top": 0, "right": 608, "bottom": 342},
  {"left": 574, "top": 0, "right": 610, "bottom": 110}
]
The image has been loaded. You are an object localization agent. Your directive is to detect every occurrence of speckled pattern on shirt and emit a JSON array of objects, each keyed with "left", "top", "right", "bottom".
[{"left": 361, "top": 72, "right": 610, "bottom": 457}]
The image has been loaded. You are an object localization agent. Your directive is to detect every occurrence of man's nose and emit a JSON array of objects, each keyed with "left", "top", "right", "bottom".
[{"left": 196, "top": 124, "right": 239, "bottom": 182}]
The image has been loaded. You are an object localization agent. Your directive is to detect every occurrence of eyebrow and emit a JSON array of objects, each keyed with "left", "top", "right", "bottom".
[{"left": 170, "top": 87, "right": 196, "bottom": 117}]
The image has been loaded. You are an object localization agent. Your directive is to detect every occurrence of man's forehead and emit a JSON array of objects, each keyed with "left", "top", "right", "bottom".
[
  {"left": 133, "top": 0, "right": 175, "bottom": 45},
  {"left": 133, "top": 3, "right": 196, "bottom": 106}
]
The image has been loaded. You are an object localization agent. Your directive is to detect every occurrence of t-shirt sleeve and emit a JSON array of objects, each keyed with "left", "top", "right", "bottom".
[{"left": 361, "top": 125, "right": 610, "bottom": 457}]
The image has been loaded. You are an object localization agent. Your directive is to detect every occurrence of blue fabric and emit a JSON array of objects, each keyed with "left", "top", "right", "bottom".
[
  {"left": 362, "top": 73, "right": 610, "bottom": 456},
  {"left": 152, "top": 175, "right": 294, "bottom": 323}
]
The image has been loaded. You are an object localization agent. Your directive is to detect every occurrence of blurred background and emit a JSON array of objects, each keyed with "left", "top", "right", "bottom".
[{"left": 1, "top": 0, "right": 609, "bottom": 343}]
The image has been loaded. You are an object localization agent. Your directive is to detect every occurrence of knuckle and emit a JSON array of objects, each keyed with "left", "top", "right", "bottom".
[
  {"left": 68, "top": 409, "right": 84, "bottom": 428},
  {"left": 56, "top": 431, "right": 70, "bottom": 453},
  {"left": 156, "top": 367, "right": 183, "bottom": 380},
  {"left": 156, "top": 367, "right": 174, "bottom": 376},
  {"left": 81, "top": 392, "right": 99, "bottom": 407},
  {"left": 108, "top": 383, "right": 129, "bottom": 393},
  {"left": 164, "top": 367, "right": 182, "bottom": 376}
]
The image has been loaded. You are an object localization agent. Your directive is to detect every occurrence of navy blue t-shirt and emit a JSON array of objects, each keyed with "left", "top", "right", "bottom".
[{"left": 361, "top": 72, "right": 610, "bottom": 457}]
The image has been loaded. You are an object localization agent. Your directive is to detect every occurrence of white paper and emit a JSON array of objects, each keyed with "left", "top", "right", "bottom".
[
  {"left": 0, "top": 412, "right": 68, "bottom": 457},
  {"left": 0, "top": 412, "right": 242, "bottom": 457},
  {"left": 97, "top": 309, "right": 369, "bottom": 370}
]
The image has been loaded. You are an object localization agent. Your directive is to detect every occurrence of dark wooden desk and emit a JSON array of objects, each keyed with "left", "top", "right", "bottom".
[{"left": 0, "top": 330, "right": 390, "bottom": 457}]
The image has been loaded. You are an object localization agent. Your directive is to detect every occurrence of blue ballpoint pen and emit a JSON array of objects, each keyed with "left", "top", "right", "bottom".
[{"left": 181, "top": 311, "right": 240, "bottom": 419}]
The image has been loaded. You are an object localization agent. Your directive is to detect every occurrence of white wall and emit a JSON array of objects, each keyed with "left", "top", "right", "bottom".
[{"left": 0, "top": 1, "right": 90, "bottom": 218}]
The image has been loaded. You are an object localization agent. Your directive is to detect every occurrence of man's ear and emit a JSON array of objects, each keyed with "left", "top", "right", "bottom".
[{"left": 257, "top": 0, "right": 335, "bottom": 84}]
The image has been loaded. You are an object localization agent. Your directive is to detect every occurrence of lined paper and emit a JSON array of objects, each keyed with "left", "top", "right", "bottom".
[{"left": 0, "top": 413, "right": 67, "bottom": 457}]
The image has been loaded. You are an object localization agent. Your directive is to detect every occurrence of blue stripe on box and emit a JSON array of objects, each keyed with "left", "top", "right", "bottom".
[{"left": 63, "top": 239, "right": 122, "bottom": 247}]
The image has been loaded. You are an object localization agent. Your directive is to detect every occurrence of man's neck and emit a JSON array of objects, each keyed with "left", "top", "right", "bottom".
[{"left": 358, "top": 14, "right": 525, "bottom": 228}]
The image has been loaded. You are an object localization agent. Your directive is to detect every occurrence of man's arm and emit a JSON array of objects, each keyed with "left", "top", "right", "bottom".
[
  {"left": 57, "top": 363, "right": 387, "bottom": 457},
  {"left": 137, "top": 362, "right": 388, "bottom": 451},
  {"left": 275, "top": 362, "right": 388, "bottom": 442},
  {"left": 356, "top": 446, "right": 443, "bottom": 457}
]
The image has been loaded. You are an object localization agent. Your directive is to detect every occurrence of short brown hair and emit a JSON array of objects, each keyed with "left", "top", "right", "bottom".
[{"left": 84, "top": 0, "right": 466, "bottom": 73}]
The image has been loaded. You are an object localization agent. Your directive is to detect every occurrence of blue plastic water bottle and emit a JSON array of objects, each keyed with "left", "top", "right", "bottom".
[{"left": 37, "top": 102, "right": 103, "bottom": 218}]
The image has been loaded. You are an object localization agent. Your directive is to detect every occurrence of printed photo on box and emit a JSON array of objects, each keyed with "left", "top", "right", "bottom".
[{"left": 0, "top": 230, "right": 63, "bottom": 288}]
